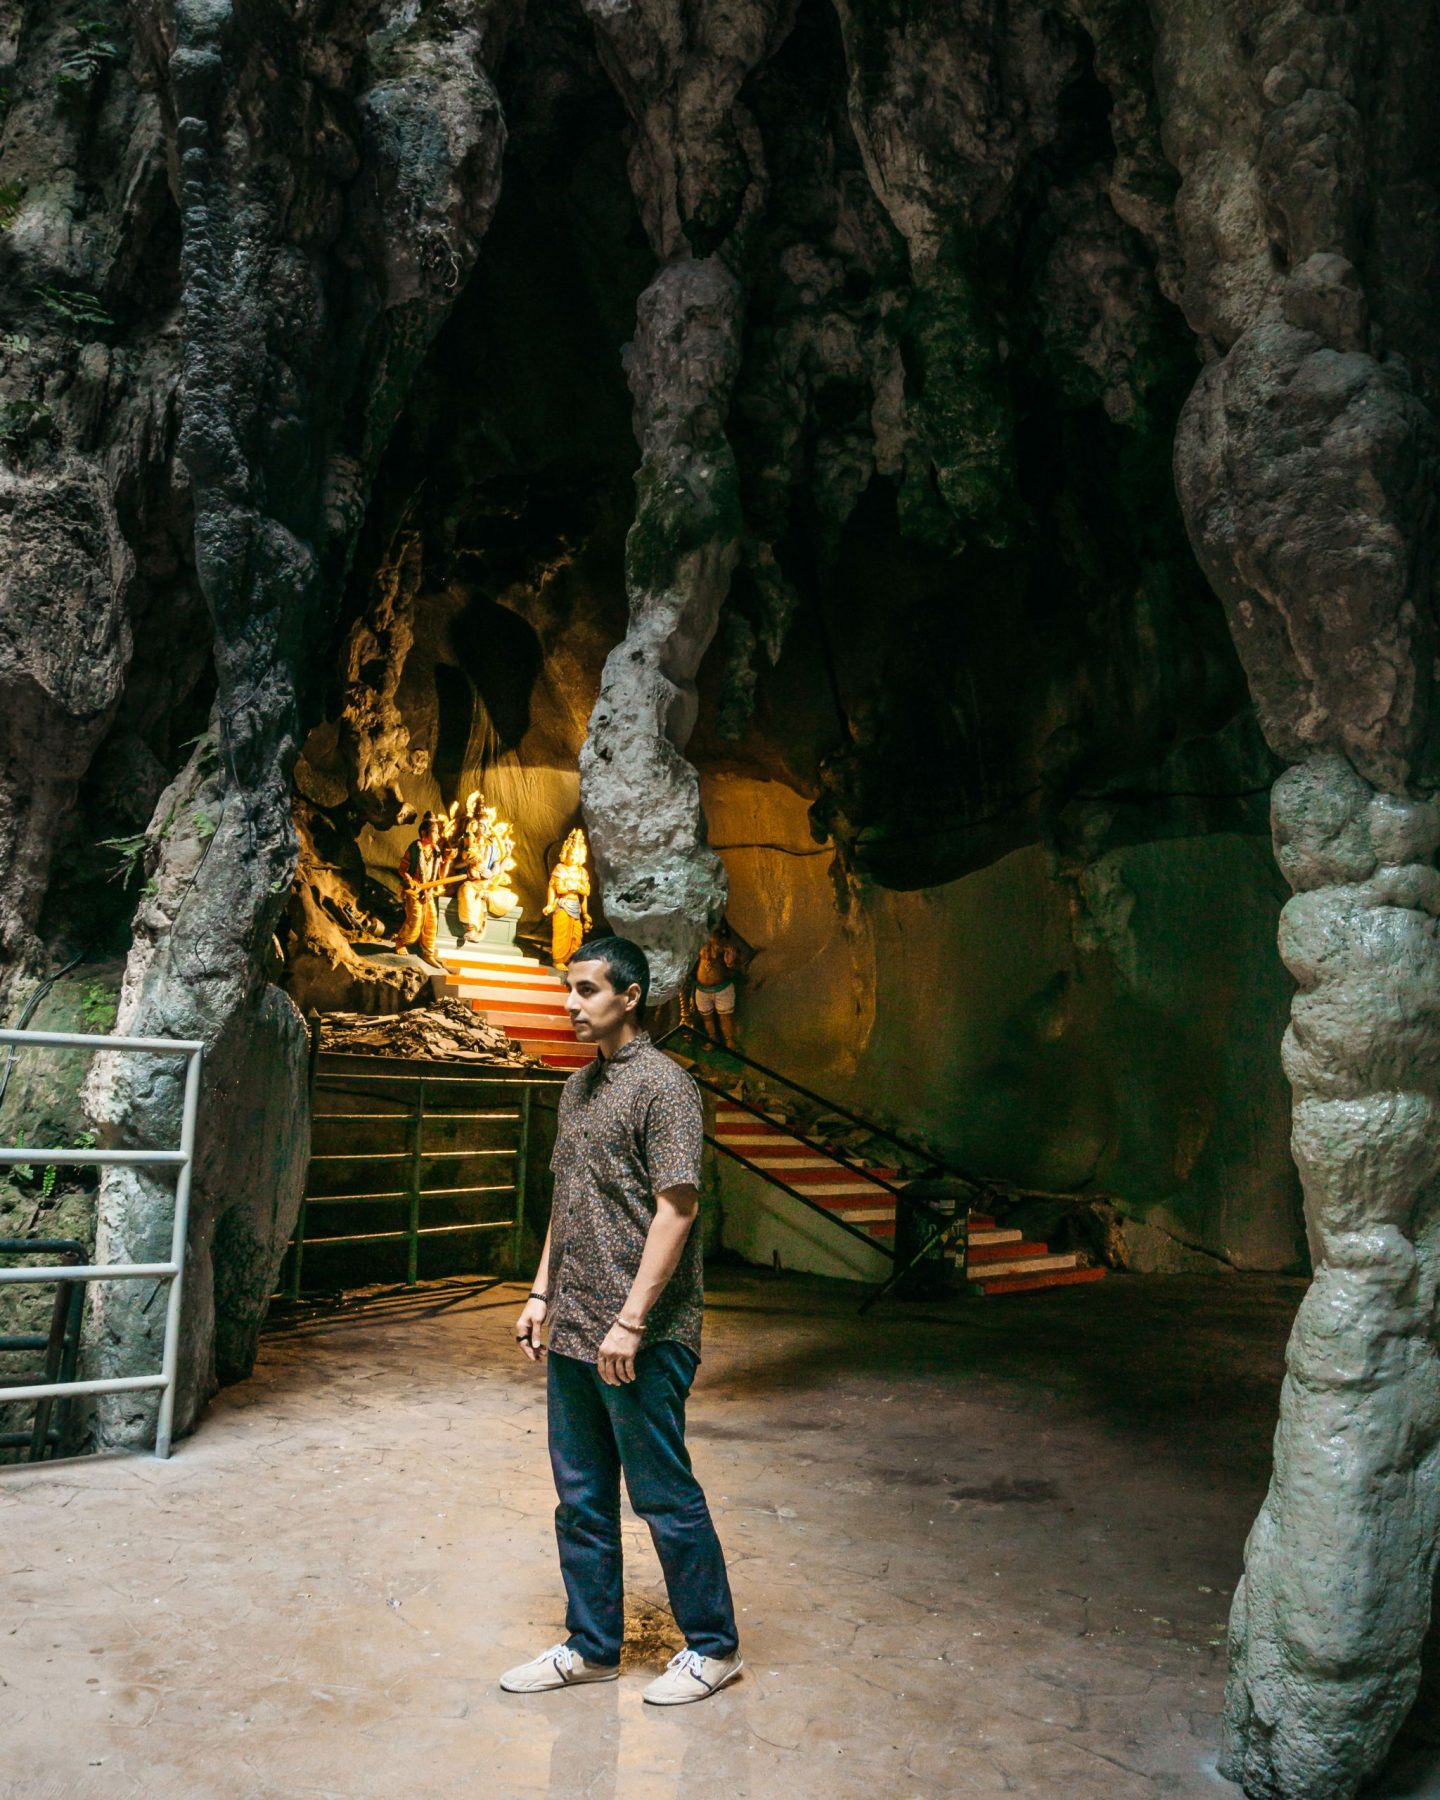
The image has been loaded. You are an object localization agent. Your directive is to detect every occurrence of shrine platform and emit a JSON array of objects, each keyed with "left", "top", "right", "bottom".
[{"left": 436, "top": 944, "right": 591, "bottom": 1071}]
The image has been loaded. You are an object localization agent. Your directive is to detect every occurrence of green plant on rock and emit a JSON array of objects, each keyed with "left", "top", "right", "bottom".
[
  {"left": 179, "top": 728, "right": 220, "bottom": 766},
  {"left": 99, "top": 830, "right": 148, "bottom": 885},
  {"left": 0, "top": 180, "right": 26, "bottom": 230},
  {"left": 10, "top": 1131, "right": 33, "bottom": 1184},
  {"left": 1, "top": 333, "right": 33, "bottom": 357},
  {"left": 32, "top": 284, "right": 114, "bottom": 328},
  {"left": 79, "top": 982, "right": 117, "bottom": 1032},
  {"left": 56, "top": 17, "right": 120, "bottom": 90},
  {"left": 0, "top": 397, "right": 51, "bottom": 445}
]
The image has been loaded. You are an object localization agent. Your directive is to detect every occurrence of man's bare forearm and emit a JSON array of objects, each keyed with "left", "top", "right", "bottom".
[
  {"left": 532, "top": 1225, "right": 553, "bottom": 1294},
  {"left": 619, "top": 1186, "right": 698, "bottom": 1326}
]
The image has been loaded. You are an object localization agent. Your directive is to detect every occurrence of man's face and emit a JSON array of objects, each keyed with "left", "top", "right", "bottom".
[{"left": 564, "top": 959, "right": 638, "bottom": 1041}]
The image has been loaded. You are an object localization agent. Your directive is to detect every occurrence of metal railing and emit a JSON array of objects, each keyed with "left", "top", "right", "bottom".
[
  {"left": 280, "top": 1058, "right": 564, "bottom": 1297},
  {"left": 656, "top": 1022, "right": 989, "bottom": 1310},
  {"left": 0, "top": 1238, "right": 86, "bottom": 1460},
  {"left": 0, "top": 1027, "right": 202, "bottom": 1460}
]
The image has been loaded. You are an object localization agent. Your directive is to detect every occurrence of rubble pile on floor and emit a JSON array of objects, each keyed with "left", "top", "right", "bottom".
[{"left": 318, "top": 999, "right": 538, "bottom": 1066}]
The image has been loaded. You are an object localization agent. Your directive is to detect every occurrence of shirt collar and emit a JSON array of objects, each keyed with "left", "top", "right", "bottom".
[{"left": 593, "top": 1031, "right": 649, "bottom": 1075}]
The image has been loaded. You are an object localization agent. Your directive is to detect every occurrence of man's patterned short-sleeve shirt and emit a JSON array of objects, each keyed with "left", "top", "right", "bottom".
[{"left": 546, "top": 1032, "right": 705, "bottom": 1363}]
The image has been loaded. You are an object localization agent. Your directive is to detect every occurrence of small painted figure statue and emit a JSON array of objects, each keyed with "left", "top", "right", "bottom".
[
  {"left": 543, "top": 828, "right": 592, "bottom": 969},
  {"left": 693, "top": 923, "right": 742, "bottom": 1048},
  {"left": 455, "top": 801, "right": 495, "bottom": 945},
  {"left": 481, "top": 810, "right": 521, "bottom": 918},
  {"left": 395, "top": 810, "right": 454, "bottom": 963},
  {"left": 452, "top": 791, "right": 522, "bottom": 941}
]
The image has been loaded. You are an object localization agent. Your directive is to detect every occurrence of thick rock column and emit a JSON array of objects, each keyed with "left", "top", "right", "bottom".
[
  {"left": 1222, "top": 755, "right": 1440, "bottom": 1796},
  {"left": 577, "top": 0, "right": 787, "bottom": 999},
  {"left": 1157, "top": 0, "right": 1440, "bottom": 1784},
  {"left": 579, "top": 256, "right": 743, "bottom": 998},
  {"left": 85, "top": 0, "right": 517, "bottom": 1441},
  {"left": 1175, "top": 290, "right": 1440, "bottom": 1800}
]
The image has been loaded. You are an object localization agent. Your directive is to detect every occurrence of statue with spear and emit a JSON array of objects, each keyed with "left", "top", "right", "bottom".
[{"left": 394, "top": 810, "right": 456, "bottom": 963}]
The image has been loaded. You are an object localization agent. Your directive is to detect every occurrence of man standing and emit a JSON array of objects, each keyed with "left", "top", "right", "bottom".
[
  {"left": 500, "top": 936, "right": 742, "bottom": 1705},
  {"left": 394, "top": 810, "right": 452, "bottom": 963}
]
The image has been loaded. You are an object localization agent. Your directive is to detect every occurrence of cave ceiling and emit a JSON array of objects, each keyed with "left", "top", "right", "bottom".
[{"left": 286, "top": 0, "right": 1278, "bottom": 914}]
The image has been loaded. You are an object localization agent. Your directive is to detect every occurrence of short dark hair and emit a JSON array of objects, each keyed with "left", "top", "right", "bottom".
[{"left": 572, "top": 936, "right": 650, "bottom": 1015}]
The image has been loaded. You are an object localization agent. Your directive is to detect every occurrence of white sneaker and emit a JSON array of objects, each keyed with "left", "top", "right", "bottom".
[
  {"left": 642, "top": 1648, "right": 744, "bottom": 1705},
  {"left": 499, "top": 1642, "right": 619, "bottom": 1692}
]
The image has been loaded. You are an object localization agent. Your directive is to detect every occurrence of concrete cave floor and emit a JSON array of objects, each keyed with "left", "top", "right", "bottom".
[{"left": 6, "top": 1270, "right": 1440, "bottom": 1800}]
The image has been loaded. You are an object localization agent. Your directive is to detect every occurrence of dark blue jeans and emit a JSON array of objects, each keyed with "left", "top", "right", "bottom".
[{"left": 547, "top": 1343, "right": 738, "bottom": 1666}]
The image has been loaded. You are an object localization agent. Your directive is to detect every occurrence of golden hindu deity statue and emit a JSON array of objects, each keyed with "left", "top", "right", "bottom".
[
  {"left": 543, "top": 828, "right": 591, "bottom": 969},
  {"left": 481, "top": 810, "right": 520, "bottom": 917},
  {"left": 452, "top": 791, "right": 521, "bottom": 943}
]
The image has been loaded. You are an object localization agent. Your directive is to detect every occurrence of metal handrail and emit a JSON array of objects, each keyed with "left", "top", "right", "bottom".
[
  {"left": 703, "top": 1130, "right": 898, "bottom": 1261},
  {"left": 686, "top": 1069, "right": 913, "bottom": 1201},
  {"left": 657, "top": 1023, "right": 987, "bottom": 1310},
  {"left": 0, "top": 1237, "right": 86, "bottom": 1460},
  {"left": 0, "top": 1026, "right": 203, "bottom": 1460},
  {"left": 655, "top": 1022, "right": 962, "bottom": 1180}
]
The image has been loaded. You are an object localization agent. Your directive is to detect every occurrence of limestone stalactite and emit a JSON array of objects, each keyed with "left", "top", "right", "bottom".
[
  {"left": 577, "top": 0, "right": 788, "bottom": 999},
  {"left": 0, "top": 472, "right": 134, "bottom": 971},
  {"left": 579, "top": 254, "right": 744, "bottom": 1000}
]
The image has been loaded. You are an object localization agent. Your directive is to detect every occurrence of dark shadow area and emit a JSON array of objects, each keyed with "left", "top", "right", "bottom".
[
  {"left": 263, "top": 1273, "right": 514, "bottom": 1339},
  {"left": 431, "top": 662, "right": 475, "bottom": 795},
  {"left": 699, "top": 1266, "right": 1300, "bottom": 1499},
  {"left": 1371, "top": 1562, "right": 1440, "bottom": 1796},
  {"left": 257, "top": 1263, "right": 1298, "bottom": 1503},
  {"left": 449, "top": 592, "right": 546, "bottom": 751}
]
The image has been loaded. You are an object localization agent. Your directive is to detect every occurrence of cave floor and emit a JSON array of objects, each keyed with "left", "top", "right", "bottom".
[{"left": 4, "top": 1267, "right": 1434, "bottom": 1799}]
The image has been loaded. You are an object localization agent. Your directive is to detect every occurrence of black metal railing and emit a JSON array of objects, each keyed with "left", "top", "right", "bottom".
[
  {"left": 277, "top": 1054, "right": 565, "bottom": 1299},
  {"left": 655, "top": 1023, "right": 992, "bottom": 1310},
  {"left": 0, "top": 1238, "right": 87, "bottom": 1460}
]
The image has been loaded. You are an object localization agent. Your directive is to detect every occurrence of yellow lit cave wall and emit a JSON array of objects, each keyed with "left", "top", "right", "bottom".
[{"left": 702, "top": 773, "right": 1302, "bottom": 1278}]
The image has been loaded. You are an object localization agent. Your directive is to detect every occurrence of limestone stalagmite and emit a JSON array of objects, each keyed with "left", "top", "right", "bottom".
[
  {"left": 1222, "top": 759, "right": 1440, "bottom": 1796},
  {"left": 1160, "top": 0, "right": 1440, "bottom": 1788}
]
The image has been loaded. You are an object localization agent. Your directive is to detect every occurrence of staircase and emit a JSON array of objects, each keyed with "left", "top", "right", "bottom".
[
  {"left": 426, "top": 974, "right": 1103, "bottom": 1300},
  {"left": 712, "top": 1101, "right": 1105, "bottom": 1297},
  {"left": 437, "top": 946, "right": 592, "bottom": 1071}
]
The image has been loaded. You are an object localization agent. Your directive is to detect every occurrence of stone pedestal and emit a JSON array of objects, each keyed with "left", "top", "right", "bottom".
[{"left": 440, "top": 899, "right": 525, "bottom": 958}]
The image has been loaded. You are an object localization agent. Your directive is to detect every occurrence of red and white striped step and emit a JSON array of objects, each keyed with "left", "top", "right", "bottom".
[
  {"left": 713, "top": 1103, "right": 1104, "bottom": 1298},
  {"left": 436, "top": 946, "right": 592, "bottom": 1071}
]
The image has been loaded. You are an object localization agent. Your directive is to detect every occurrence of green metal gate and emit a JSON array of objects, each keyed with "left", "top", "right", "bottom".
[{"left": 280, "top": 1052, "right": 564, "bottom": 1298}]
